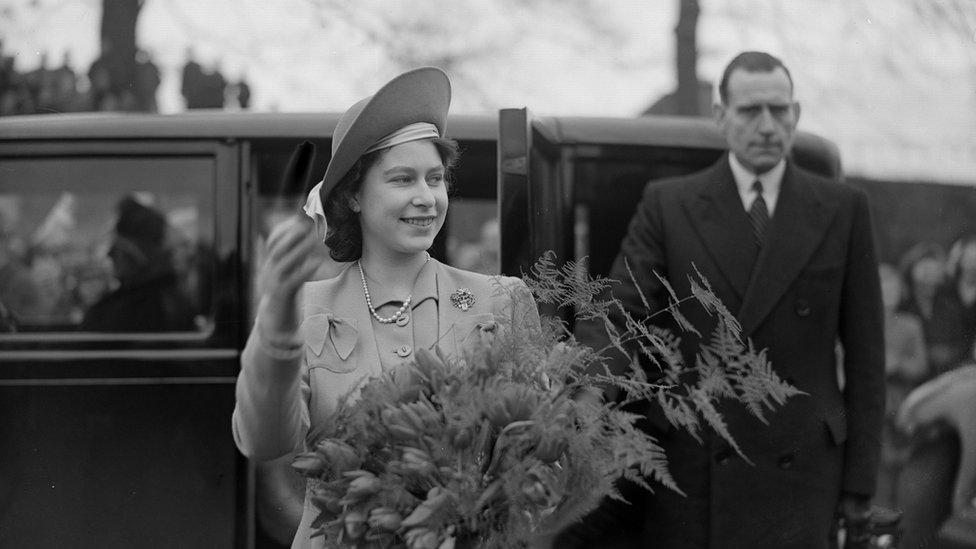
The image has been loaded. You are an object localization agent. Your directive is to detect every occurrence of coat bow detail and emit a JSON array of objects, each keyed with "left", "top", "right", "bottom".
[{"left": 302, "top": 313, "right": 358, "bottom": 360}]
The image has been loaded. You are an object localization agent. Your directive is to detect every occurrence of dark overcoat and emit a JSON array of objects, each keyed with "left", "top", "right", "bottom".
[{"left": 602, "top": 157, "right": 885, "bottom": 548}]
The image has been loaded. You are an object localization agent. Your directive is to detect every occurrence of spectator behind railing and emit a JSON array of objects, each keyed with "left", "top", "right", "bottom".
[
  {"left": 876, "top": 262, "right": 929, "bottom": 509},
  {"left": 898, "top": 242, "right": 965, "bottom": 377},
  {"left": 944, "top": 235, "right": 976, "bottom": 367},
  {"left": 0, "top": 41, "right": 245, "bottom": 117}
]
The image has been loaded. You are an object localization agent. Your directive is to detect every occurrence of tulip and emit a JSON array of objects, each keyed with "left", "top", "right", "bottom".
[
  {"left": 343, "top": 510, "right": 367, "bottom": 540},
  {"left": 401, "top": 487, "right": 452, "bottom": 528},
  {"left": 367, "top": 506, "right": 402, "bottom": 531},
  {"left": 404, "top": 527, "right": 440, "bottom": 549},
  {"left": 315, "top": 439, "right": 358, "bottom": 470},
  {"left": 291, "top": 452, "right": 328, "bottom": 476},
  {"left": 345, "top": 472, "right": 381, "bottom": 499},
  {"left": 400, "top": 447, "right": 435, "bottom": 474}
]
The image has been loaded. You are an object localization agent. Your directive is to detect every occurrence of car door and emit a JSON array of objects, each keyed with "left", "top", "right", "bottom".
[{"left": 0, "top": 139, "right": 246, "bottom": 548}]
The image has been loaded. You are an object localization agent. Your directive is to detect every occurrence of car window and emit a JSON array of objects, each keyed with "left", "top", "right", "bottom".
[
  {"left": 573, "top": 147, "right": 724, "bottom": 277},
  {"left": 0, "top": 156, "right": 215, "bottom": 335},
  {"left": 447, "top": 199, "right": 499, "bottom": 275}
]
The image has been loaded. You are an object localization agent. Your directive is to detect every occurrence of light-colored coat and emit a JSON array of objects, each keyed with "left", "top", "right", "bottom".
[{"left": 232, "top": 259, "right": 539, "bottom": 548}]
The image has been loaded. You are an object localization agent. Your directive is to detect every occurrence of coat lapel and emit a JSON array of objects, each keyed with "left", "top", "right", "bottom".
[
  {"left": 684, "top": 161, "right": 757, "bottom": 301},
  {"left": 737, "top": 164, "right": 836, "bottom": 335}
]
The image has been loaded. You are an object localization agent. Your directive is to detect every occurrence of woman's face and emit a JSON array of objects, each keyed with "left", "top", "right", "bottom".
[
  {"left": 911, "top": 257, "right": 944, "bottom": 293},
  {"left": 879, "top": 267, "right": 902, "bottom": 310},
  {"left": 354, "top": 140, "right": 448, "bottom": 259}
]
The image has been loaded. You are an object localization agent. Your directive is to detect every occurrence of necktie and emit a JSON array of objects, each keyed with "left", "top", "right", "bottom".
[{"left": 749, "top": 180, "right": 769, "bottom": 246}]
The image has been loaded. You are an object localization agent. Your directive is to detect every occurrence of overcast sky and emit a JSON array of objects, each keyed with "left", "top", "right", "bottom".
[{"left": 2, "top": 0, "right": 975, "bottom": 183}]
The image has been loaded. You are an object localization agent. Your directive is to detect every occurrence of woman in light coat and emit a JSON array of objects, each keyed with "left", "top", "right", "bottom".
[{"left": 232, "top": 67, "right": 539, "bottom": 548}]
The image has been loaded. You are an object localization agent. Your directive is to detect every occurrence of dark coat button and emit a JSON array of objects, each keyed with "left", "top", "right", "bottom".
[
  {"left": 795, "top": 300, "right": 811, "bottom": 317},
  {"left": 778, "top": 453, "right": 795, "bottom": 469}
]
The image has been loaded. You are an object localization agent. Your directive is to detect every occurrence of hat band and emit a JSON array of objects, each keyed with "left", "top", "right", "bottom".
[{"left": 363, "top": 122, "right": 440, "bottom": 154}]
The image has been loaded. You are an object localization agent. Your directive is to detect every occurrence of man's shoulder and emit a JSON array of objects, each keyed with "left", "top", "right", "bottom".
[
  {"left": 788, "top": 162, "right": 864, "bottom": 203},
  {"left": 644, "top": 159, "right": 726, "bottom": 197}
]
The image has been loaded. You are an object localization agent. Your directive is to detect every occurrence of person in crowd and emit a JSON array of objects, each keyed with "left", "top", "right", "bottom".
[
  {"left": 940, "top": 234, "right": 976, "bottom": 367},
  {"left": 181, "top": 48, "right": 204, "bottom": 110},
  {"left": 898, "top": 241, "right": 973, "bottom": 377},
  {"left": 231, "top": 67, "right": 539, "bottom": 548},
  {"left": 134, "top": 49, "right": 160, "bottom": 112},
  {"left": 87, "top": 48, "right": 116, "bottom": 112},
  {"left": 570, "top": 51, "right": 884, "bottom": 548},
  {"left": 875, "top": 262, "right": 928, "bottom": 508},
  {"left": 898, "top": 242, "right": 946, "bottom": 324},
  {"left": 236, "top": 75, "right": 251, "bottom": 110},
  {"left": 81, "top": 196, "right": 195, "bottom": 332}
]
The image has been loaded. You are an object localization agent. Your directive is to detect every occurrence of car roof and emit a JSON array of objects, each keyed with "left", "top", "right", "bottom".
[{"left": 0, "top": 111, "right": 836, "bottom": 161}]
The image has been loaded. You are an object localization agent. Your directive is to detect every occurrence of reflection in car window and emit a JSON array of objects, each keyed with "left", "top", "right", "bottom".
[{"left": 0, "top": 157, "right": 214, "bottom": 334}]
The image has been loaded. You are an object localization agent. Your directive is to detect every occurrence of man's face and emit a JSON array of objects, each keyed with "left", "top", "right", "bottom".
[{"left": 715, "top": 67, "right": 800, "bottom": 174}]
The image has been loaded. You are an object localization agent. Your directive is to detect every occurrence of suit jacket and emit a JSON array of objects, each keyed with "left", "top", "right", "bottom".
[
  {"left": 232, "top": 259, "right": 539, "bottom": 549},
  {"left": 593, "top": 157, "right": 885, "bottom": 548}
]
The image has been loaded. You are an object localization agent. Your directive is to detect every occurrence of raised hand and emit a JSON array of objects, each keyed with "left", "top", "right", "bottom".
[{"left": 260, "top": 214, "right": 324, "bottom": 335}]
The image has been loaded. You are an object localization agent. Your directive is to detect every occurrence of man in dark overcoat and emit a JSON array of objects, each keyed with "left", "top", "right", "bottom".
[{"left": 576, "top": 51, "right": 885, "bottom": 548}]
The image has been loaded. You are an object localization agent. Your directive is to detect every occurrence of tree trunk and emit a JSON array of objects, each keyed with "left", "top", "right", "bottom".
[
  {"left": 674, "top": 0, "right": 700, "bottom": 116},
  {"left": 99, "top": 0, "right": 142, "bottom": 99}
]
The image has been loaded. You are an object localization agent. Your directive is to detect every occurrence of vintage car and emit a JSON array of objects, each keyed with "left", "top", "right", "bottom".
[{"left": 0, "top": 109, "right": 967, "bottom": 548}]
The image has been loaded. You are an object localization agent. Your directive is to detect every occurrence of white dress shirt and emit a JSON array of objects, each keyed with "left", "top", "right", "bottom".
[{"left": 728, "top": 153, "right": 786, "bottom": 217}]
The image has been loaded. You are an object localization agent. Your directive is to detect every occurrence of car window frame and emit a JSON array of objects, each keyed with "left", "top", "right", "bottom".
[{"left": 0, "top": 139, "right": 240, "bottom": 350}]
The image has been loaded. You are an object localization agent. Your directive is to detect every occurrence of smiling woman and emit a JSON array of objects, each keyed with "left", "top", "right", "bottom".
[
  {"left": 324, "top": 137, "right": 459, "bottom": 264},
  {"left": 231, "top": 67, "right": 541, "bottom": 549}
]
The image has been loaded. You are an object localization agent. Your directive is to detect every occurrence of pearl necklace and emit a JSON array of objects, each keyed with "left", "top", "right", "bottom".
[{"left": 357, "top": 254, "right": 430, "bottom": 324}]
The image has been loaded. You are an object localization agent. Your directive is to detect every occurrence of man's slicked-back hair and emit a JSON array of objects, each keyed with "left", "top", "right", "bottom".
[{"left": 718, "top": 51, "right": 794, "bottom": 105}]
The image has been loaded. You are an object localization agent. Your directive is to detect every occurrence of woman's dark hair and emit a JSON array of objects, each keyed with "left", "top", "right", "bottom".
[{"left": 324, "top": 136, "right": 460, "bottom": 262}]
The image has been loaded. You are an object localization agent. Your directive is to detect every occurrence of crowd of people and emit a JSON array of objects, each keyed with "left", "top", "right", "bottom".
[
  {"left": 877, "top": 237, "right": 976, "bottom": 510},
  {"left": 0, "top": 41, "right": 251, "bottom": 116}
]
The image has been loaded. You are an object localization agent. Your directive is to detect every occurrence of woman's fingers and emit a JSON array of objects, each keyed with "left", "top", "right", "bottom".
[
  {"left": 266, "top": 216, "right": 315, "bottom": 264},
  {"left": 263, "top": 216, "right": 322, "bottom": 297}
]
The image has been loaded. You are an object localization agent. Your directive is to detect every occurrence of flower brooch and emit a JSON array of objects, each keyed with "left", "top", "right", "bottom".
[{"left": 450, "top": 288, "right": 475, "bottom": 311}]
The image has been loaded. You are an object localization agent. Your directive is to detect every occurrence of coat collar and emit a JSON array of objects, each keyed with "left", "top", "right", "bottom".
[
  {"left": 360, "top": 257, "right": 438, "bottom": 310},
  {"left": 304, "top": 260, "right": 497, "bottom": 361},
  {"left": 683, "top": 160, "right": 837, "bottom": 335},
  {"left": 685, "top": 160, "right": 758, "bottom": 301}
]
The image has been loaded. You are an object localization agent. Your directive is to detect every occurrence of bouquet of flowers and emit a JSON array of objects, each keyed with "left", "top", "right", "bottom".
[{"left": 293, "top": 254, "right": 801, "bottom": 548}]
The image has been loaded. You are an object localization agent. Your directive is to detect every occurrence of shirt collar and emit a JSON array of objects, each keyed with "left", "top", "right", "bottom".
[{"left": 728, "top": 153, "right": 786, "bottom": 214}]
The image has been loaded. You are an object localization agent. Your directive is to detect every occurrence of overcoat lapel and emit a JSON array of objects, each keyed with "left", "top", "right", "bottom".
[
  {"left": 684, "top": 161, "right": 757, "bottom": 301},
  {"left": 737, "top": 165, "right": 836, "bottom": 335}
]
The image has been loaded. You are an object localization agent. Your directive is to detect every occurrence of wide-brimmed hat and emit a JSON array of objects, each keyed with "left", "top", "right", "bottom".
[{"left": 318, "top": 67, "right": 451, "bottom": 207}]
